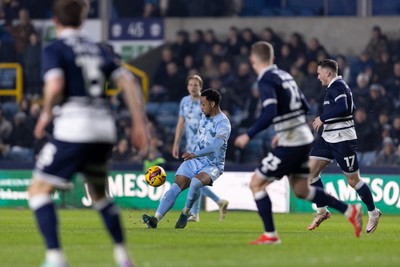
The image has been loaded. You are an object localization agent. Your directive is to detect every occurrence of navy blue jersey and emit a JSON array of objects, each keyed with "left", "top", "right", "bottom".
[
  {"left": 320, "top": 76, "right": 357, "bottom": 143},
  {"left": 42, "top": 31, "right": 118, "bottom": 99},
  {"left": 42, "top": 30, "right": 125, "bottom": 143},
  {"left": 247, "top": 65, "right": 313, "bottom": 147}
]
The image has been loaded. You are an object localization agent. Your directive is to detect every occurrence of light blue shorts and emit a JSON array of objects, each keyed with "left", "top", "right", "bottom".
[{"left": 176, "top": 159, "right": 222, "bottom": 182}]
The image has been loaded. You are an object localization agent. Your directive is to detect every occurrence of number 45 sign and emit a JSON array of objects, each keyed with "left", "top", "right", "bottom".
[{"left": 109, "top": 19, "right": 164, "bottom": 41}]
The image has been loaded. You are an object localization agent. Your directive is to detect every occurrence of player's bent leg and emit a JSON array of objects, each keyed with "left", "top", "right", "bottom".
[
  {"left": 217, "top": 199, "right": 229, "bottom": 221},
  {"left": 176, "top": 177, "right": 204, "bottom": 228},
  {"left": 28, "top": 179, "right": 68, "bottom": 267},
  {"left": 88, "top": 180, "right": 133, "bottom": 267}
]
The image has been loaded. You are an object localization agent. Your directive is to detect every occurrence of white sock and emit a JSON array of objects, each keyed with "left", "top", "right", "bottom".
[
  {"left": 155, "top": 212, "right": 163, "bottom": 222},
  {"left": 368, "top": 209, "right": 378, "bottom": 218},
  {"left": 46, "top": 249, "right": 67, "bottom": 266},
  {"left": 316, "top": 207, "right": 327, "bottom": 214},
  {"left": 114, "top": 244, "right": 130, "bottom": 264},
  {"left": 264, "top": 231, "right": 278, "bottom": 237},
  {"left": 182, "top": 207, "right": 190, "bottom": 215}
]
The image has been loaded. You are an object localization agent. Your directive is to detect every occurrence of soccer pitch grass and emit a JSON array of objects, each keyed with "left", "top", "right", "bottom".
[{"left": 1, "top": 209, "right": 399, "bottom": 267}]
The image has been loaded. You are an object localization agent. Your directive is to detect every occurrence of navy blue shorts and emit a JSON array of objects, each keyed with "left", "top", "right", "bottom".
[
  {"left": 310, "top": 136, "right": 359, "bottom": 173},
  {"left": 34, "top": 139, "right": 113, "bottom": 189},
  {"left": 256, "top": 144, "right": 311, "bottom": 180}
]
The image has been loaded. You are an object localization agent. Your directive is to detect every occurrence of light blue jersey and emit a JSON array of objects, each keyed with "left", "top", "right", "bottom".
[
  {"left": 179, "top": 95, "right": 203, "bottom": 151},
  {"left": 193, "top": 112, "right": 231, "bottom": 172}
]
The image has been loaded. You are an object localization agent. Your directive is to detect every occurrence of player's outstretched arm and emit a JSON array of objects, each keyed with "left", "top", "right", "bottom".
[{"left": 172, "top": 116, "right": 185, "bottom": 159}]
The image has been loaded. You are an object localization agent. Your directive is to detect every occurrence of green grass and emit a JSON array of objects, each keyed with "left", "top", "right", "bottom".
[{"left": 1, "top": 209, "right": 399, "bottom": 267}]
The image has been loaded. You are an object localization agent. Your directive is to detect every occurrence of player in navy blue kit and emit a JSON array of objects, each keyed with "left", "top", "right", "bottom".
[
  {"left": 28, "top": 1, "right": 149, "bottom": 266},
  {"left": 308, "top": 59, "right": 381, "bottom": 233},
  {"left": 234, "top": 41, "right": 362, "bottom": 245}
]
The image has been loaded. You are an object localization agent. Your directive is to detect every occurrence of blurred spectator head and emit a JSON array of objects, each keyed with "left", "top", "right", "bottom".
[
  {"left": 382, "top": 137, "right": 394, "bottom": 155},
  {"left": 13, "top": 111, "right": 26, "bottom": 125},
  {"left": 238, "top": 62, "right": 250, "bottom": 77},
  {"left": 166, "top": 62, "right": 178, "bottom": 76},
  {"left": 393, "top": 116, "right": 400, "bottom": 130},
  {"left": 369, "top": 83, "right": 384, "bottom": 99},
  {"left": 281, "top": 43, "right": 291, "bottom": 57},
  {"left": 307, "top": 61, "right": 318, "bottom": 75},
  {"left": 218, "top": 60, "right": 231, "bottom": 75},
  {"left": 393, "top": 61, "right": 400, "bottom": 77},
  {"left": 378, "top": 111, "right": 390, "bottom": 125},
  {"left": 191, "top": 29, "right": 204, "bottom": 42},
  {"left": 354, "top": 107, "right": 367, "bottom": 123},
  {"left": 18, "top": 8, "right": 30, "bottom": 25},
  {"left": 371, "top": 25, "right": 382, "bottom": 39},
  {"left": 161, "top": 47, "right": 173, "bottom": 62},
  {"left": 356, "top": 73, "right": 370, "bottom": 88},
  {"left": 175, "top": 30, "right": 188, "bottom": 44},
  {"left": 29, "top": 103, "right": 41, "bottom": 118}
]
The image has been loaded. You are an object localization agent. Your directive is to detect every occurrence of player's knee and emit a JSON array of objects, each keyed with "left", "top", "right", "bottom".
[
  {"left": 249, "top": 175, "right": 262, "bottom": 193},
  {"left": 28, "top": 179, "right": 53, "bottom": 197},
  {"left": 292, "top": 186, "right": 308, "bottom": 199}
]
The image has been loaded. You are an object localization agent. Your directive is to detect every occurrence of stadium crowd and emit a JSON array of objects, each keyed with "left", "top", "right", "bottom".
[{"left": 0, "top": 2, "right": 399, "bottom": 166}]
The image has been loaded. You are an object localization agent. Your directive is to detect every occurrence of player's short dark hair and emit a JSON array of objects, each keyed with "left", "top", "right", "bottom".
[
  {"left": 53, "top": 0, "right": 87, "bottom": 27},
  {"left": 318, "top": 59, "right": 338, "bottom": 73},
  {"left": 201, "top": 88, "right": 221, "bottom": 106},
  {"left": 186, "top": 75, "right": 203, "bottom": 88},
  {"left": 251, "top": 41, "right": 274, "bottom": 63}
]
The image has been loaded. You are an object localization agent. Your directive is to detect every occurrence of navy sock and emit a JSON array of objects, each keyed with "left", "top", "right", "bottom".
[
  {"left": 355, "top": 182, "right": 376, "bottom": 211},
  {"left": 96, "top": 199, "right": 123, "bottom": 244},
  {"left": 255, "top": 193, "right": 275, "bottom": 232},
  {"left": 311, "top": 178, "right": 325, "bottom": 208},
  {"left": 29, "top": 195, "right": 60, "bottom": 249},
  {"left": 312, "top": 187, "right": 348, "bottom": 214}
]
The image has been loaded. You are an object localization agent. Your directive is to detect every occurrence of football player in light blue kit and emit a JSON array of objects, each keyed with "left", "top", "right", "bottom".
[
  {"left": 143, "top": 89, "right": 231, "bottom": 228},
  {"left": 27, "top": 1, "right": 149, "bottom": 266},
  {"left": 172, "top": 75, "right": 229, "bottom": 222}
]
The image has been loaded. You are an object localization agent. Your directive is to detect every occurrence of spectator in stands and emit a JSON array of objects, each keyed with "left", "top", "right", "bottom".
[
  {"left": 367, "top": 84, "right": 393, "bottom": 120},
  {"left": 240, "top": 82, "right": 261, "bottom": 128},
  {"left": 276, "top": 43, "right": 294, "bottom": 72},
  {"left": 354, "top": 108, "right": 378, "bottom": 166},
  {"left": 306, "top": 37, "right": 329, "bottom": 63},
  {"left": 290, "top": 65, "right": 304, "bottom": 91},
  {"left": 374, "top": 51, "right": 392, "bottom": 84},
  {"left": 374, "top": 111, "right": 391, "bottom": 146},
  {"left": 301, "top": 61, "right": 321, "bottom": 115},
  {"left": 143, "top": 1, "right": 161, "bottom": 17},
  {"left": 233, "top": 61, "right": 255, "bottom": 102},
  {"left": 0, "top": 108, "right": 12, "bottom": 157},
  {"left": 240, "top": 28, "right": 259, "bottom": 50},
  {"left": 365, "top": 25, "right": 389, "bottom": 63},
  {"left": 210, "top": 42, "right": 226, "bottom": 65},
  {"left": 384, "top": 61, "right": 400, "bottom": 110},
  {"left": 164, "top": 61, "right": 187, "bottom": 102},
  {"left": 112, "top": 138, "right": 133, "bottom": 162},
  {"left": 3, "top": 0, "right": 21, "bottom": 24},
  {"left": 260, "top": 27, "right": 283, "bottom": 58},
  {"left": 10, "top": 8, "right": 36, "bottom": 63},
  {"left": 218, "top": 60, "right": 236, "bottom": 89},
  {"left": 0, "top": 21, "right": 17, "bottom": 62},
  {"left": 352, "top": 72, "right": 371, "bottom": 109},
  {"left": 199, "top": 53, "right": 219, "bottom": 84},
  {"left": 391, "top": 116, "right": 400, "bottom": 146},
  {"left": 171, "top": 30, "right": 191, "bottom": 66},
  {"left": 351, "top": 51, "right": 375, "bottom": 83},
  {"left": 182, "top": 54, "right": 196, "bottom": 77},
  {"left": 374, "top": 137, "right": 399, "bottom": 166},
  {"left": 288, "top": 32, "right": 307, "bottom": 59},
  {"left": 23, "top": 32, "right": 42, "bottom": 97},
  {"left": 336, "top": 54, "right": 351, "bottom": 84},
  {"left": 5, "top": 111, "right": 34, "bottom": 161},
  {"left": 203, "top": 29, "right": 218, "bottom": 55},
  {"left": 190, "top": 29, "right": 207, "bottom": 66},
  {"left": 225, "top": 26, "right": 242, "bottom": 56}
]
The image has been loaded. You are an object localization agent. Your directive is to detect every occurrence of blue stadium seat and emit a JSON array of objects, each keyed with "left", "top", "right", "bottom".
[
  {"left": 372, "top": 0, "right": 400, "bottom": 15},
  {"left": 286, "top": 0, "right": 323, "bottom": 15},
  {"left": 328, "top": 0, "right": 356, "bottom": 16}
]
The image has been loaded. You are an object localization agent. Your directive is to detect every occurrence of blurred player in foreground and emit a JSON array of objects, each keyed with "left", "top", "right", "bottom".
[
  {"left": 234, "top": 41, "right": 362, "bottom": 245},
  {"left": 172, "top": 75, "right": 229, "bottom": 222},
  {"left": 308, "top": 59, "right": 381, "bottom": 232},
  {"left": 28, "top": 0, "right": 149, "bottom": 266},
  {"left": 143, "top": 89, "right": 231, "bottom": 229}
]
